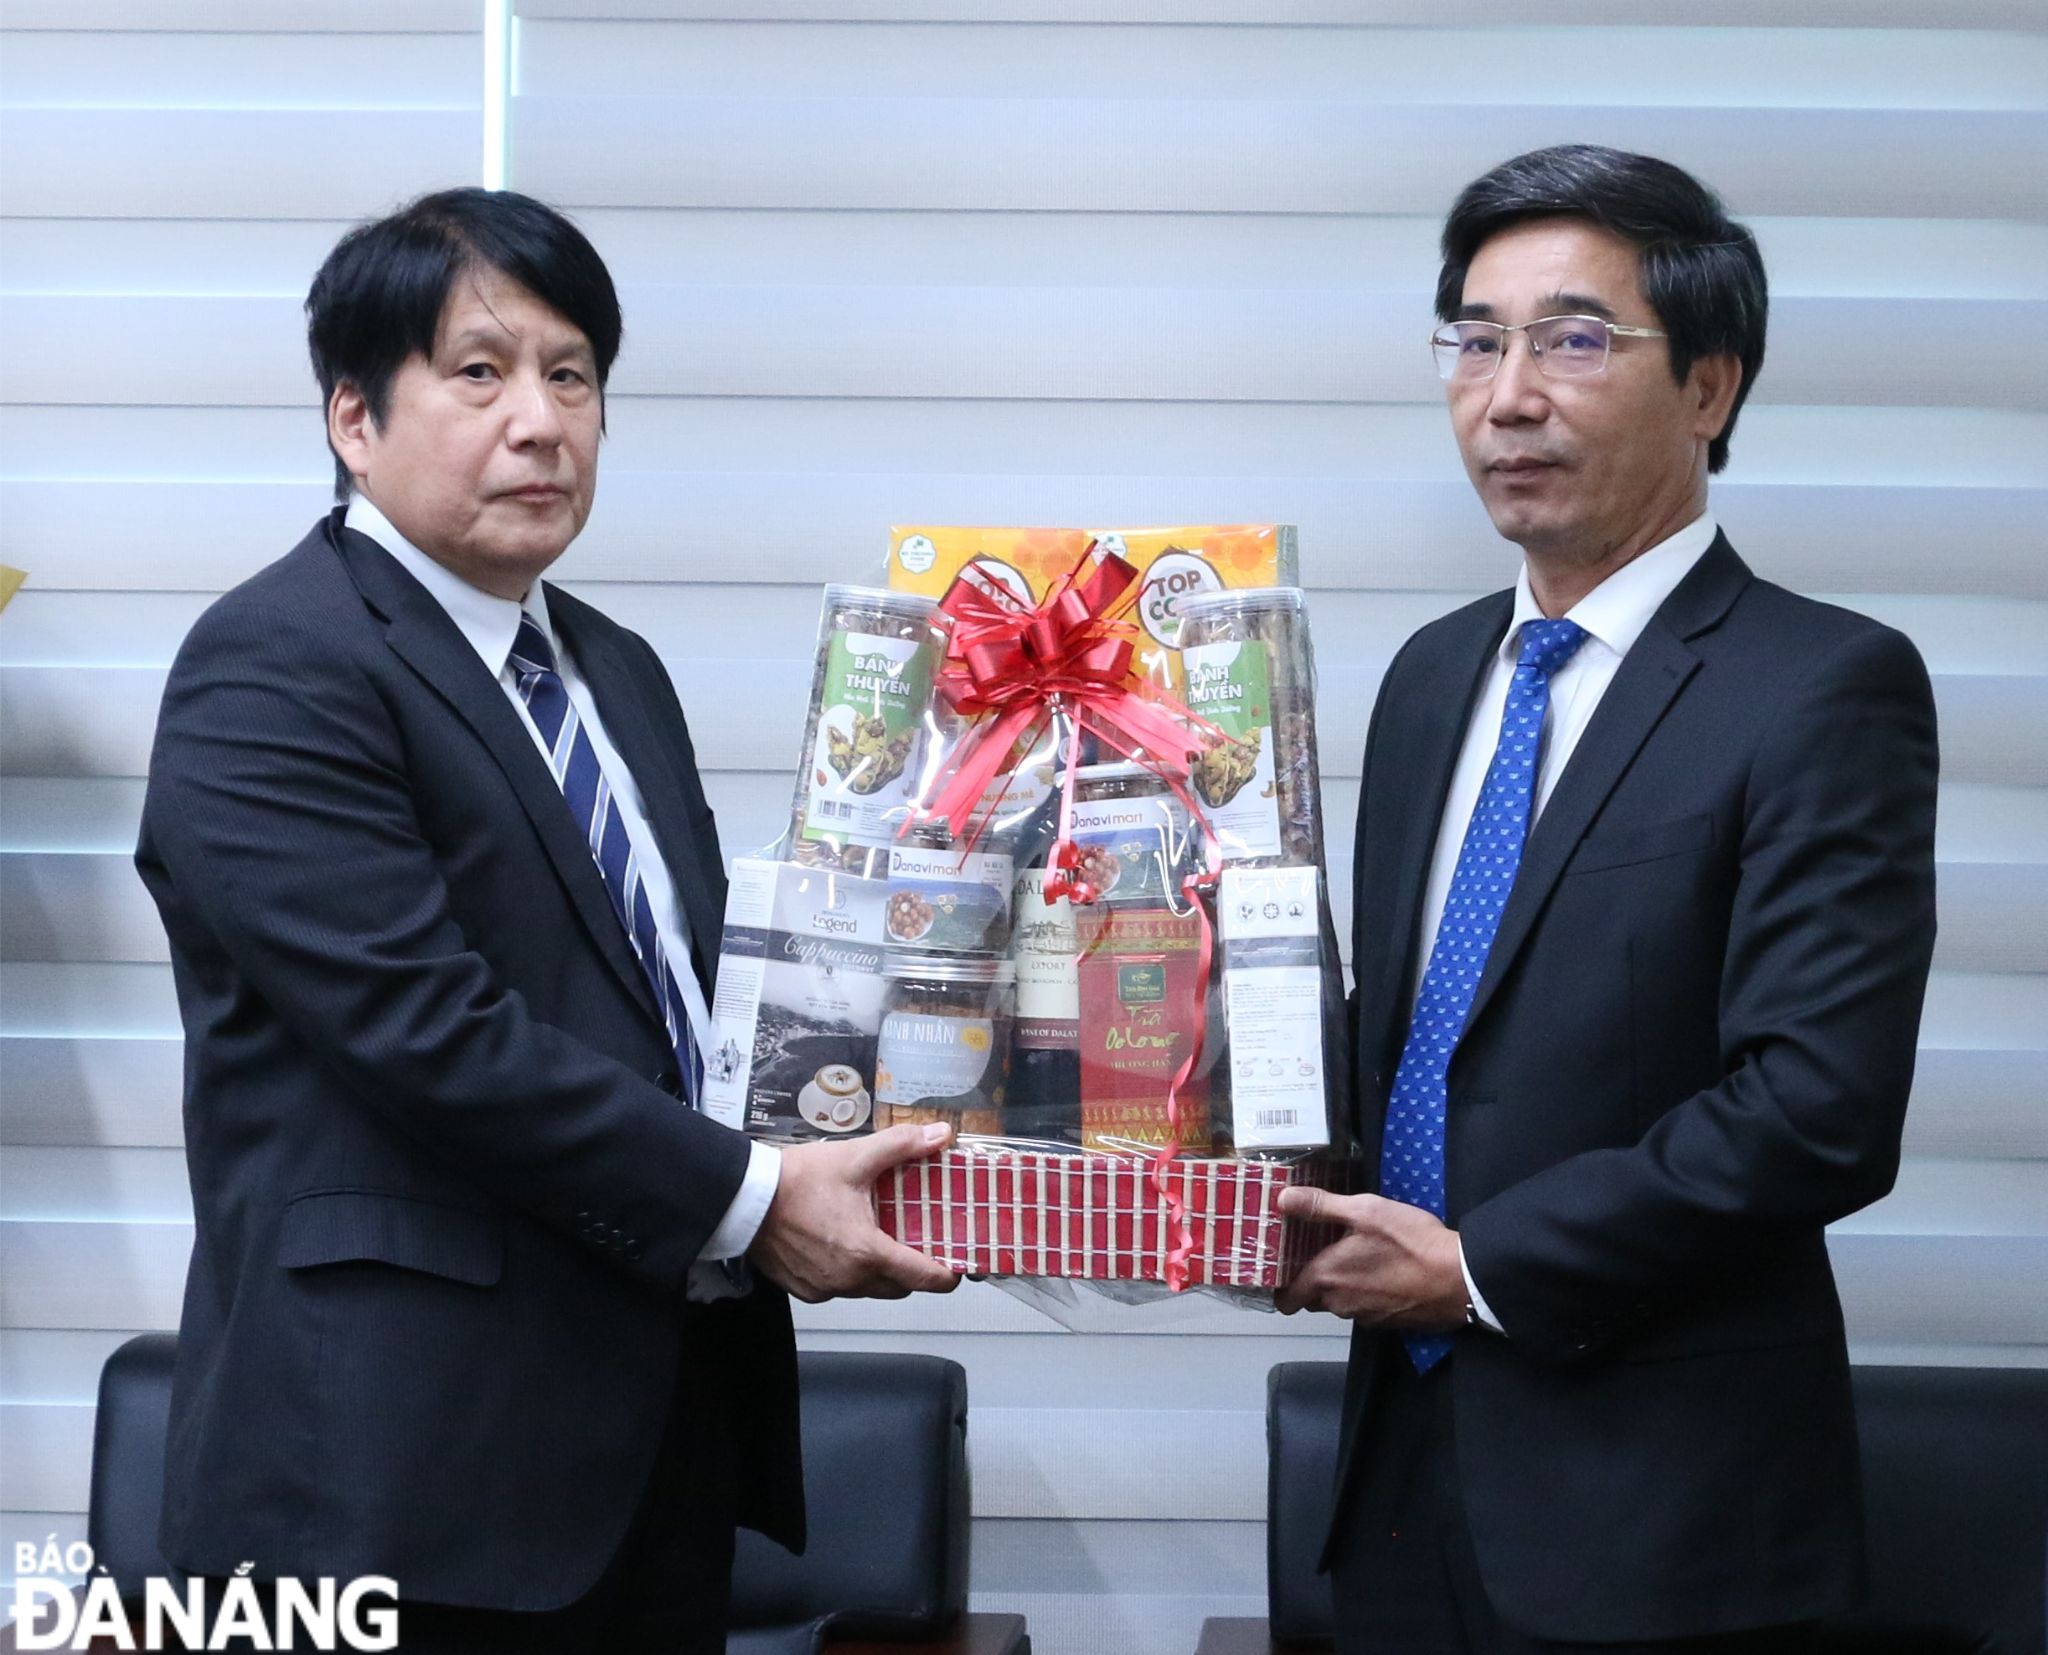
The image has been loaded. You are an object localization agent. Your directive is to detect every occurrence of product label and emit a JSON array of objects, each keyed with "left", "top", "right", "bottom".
[
  {"left": 1137, "top": 550, "right": 1225, "bottom": 648},
  {"left": 803, "top": 629, "right": 934, "bottom": 850},
  {"left": 704, "top": 859, "right": 888, "bottom": 1138},
  {"left": 876, "top": 1013, "right": 995, "bottom": 1106},
  {"left": 1011, "top": 868, "right": 1079, "bottom": 1048},
  {"left": 1217, "top": 866, "right": 1329, "bottom": 1152},
  {"left": 1222, "top": 967, "right": 1326, "bottom": 1150},
  {"left": 1184, "top": 640, "right": 1283, "bottom": 860},
  {"left": 884, "top": 844, "right": 1013, "bottom": 953},
  {"left": 1068, "top": 793, "right": 1184, "bottom": 904}
]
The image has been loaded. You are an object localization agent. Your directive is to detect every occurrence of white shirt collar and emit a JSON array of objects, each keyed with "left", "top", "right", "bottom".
[
  {"left": 1500, "top": 511, "right": 1720, "bottom": 665},
  {"left": 343, "top": 494, "right": 556, "bottom": 678}
]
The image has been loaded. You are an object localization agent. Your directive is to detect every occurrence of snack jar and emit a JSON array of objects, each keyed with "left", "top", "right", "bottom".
[
  {"left": 788, "top": 586, "right": 946, "bottom": 879},
  {"left": 1174, "top": 586, "right": 1325, "bottom": 870},
  {"left": 875, "top": 955, "right": 1016, "bottom": 1137},
  {"left": 1066, "top": 760, "right": 1190, "bottom": 904},
  {"left": 884, "top": 822, "right": 1016, "bottom": 955}
]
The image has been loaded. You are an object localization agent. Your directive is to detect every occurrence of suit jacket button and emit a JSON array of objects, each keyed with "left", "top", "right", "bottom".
[{"left": 623, "top": 1239, "right": 643, "bottom": 1260}]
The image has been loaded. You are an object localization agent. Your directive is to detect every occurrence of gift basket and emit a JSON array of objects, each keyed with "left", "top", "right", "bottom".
[{"left": 700, "top": 525, "right": 1354, "bottom": 1301}]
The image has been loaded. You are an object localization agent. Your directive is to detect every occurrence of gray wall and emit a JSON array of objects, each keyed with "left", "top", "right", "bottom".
[{"left": 3, "top": 4, "right": 2044, "bottom": 1651}]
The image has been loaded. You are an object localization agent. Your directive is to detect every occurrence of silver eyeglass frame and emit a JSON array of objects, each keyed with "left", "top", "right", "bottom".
[{"left": 1430, "top": 314, "right": 1668, "bottom": 382}]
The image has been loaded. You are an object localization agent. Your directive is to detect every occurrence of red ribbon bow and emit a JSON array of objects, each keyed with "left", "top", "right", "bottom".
[{"left": 911, "top": 547, "right": 1227, "bottom": 1292}]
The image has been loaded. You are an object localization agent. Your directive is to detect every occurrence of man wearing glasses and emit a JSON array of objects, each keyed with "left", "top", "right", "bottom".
[{"left": 1278, "top": 146, "right": 1939, "bottom": 1651}]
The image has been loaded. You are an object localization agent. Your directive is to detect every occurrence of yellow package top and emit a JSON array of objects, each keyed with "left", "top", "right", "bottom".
[{"left": 887, "top": 525, "right": 1297, "bottom": 688}]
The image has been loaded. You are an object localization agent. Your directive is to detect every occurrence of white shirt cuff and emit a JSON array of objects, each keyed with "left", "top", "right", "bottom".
[
  {"left": 700, "top": 1138, "right": 781, "bottom": 1261},
  {"left": 684, "top": 1141, "right": 781, "bottom": 1302},
  {"left": 1458, "top": 1237, "right": 1506, "bottom": 1335}
]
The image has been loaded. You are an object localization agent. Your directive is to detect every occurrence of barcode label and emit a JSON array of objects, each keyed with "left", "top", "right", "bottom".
[
  {"left": 1254, "top": 1109, "right": 1299, "bottom": 1129},
  {"left": 816, "top": 799, "right": 854, "bottom": 821}
]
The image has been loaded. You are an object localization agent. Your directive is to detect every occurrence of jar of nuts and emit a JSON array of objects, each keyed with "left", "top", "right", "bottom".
[{"left": 875, "top": 955, "right": 1016, "bottom": 1137}]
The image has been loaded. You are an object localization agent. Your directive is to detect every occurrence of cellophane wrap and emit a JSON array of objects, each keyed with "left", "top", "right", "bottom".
[{"left": 701, "top": 531, "right": 1356, "bottom": 1311}]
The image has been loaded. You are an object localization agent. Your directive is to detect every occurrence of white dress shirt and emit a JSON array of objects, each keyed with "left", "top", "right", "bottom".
[
  {"left": 1415, "top": 512, "right": 1721, "bottom": 1333},
  {"left": 344, "top": 497, "right": 779, "bottom": 1292}
]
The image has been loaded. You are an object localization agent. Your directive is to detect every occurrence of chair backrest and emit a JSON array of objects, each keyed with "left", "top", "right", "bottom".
[
  {"left": 87, "top": 1331, "right": 182, "bottom": 1600},
  {"left": 729, "top": 1350, "right": 971, "bottom": 1640},
  {"left": 87, "top": 1335, "right": 969, "bottom": 1643},
  {"left": 1265, "top": 1362, "right": 1344, "bottom": 1646},
  {"left": 1263, "top": 1359, "right": 2048, "bottom": 1654},
  {"left": 1822, "top": 1365, "right": 2048, "bottom": 1654}
]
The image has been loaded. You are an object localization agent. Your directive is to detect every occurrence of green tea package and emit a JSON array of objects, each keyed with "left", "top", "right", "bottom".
[
  {"left": 1175, "top": 587, "right": 1325, "bottom": 871},
  {"left": 787, "top": 586, "right": 946, "bottom": 878}
]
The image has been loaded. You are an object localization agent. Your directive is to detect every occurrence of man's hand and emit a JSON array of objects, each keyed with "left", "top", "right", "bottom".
[
  {"left": 1274, "top": 1187, "right": 1468, "bottom": 1327},
  {"left": 749, "top": 1122, "right": 963, "bottom": 1304}
]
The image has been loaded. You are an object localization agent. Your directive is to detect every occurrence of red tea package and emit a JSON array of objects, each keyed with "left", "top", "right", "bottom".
[{"left": 1076, "top": 906, "right": 1212, "bottom": 1152}]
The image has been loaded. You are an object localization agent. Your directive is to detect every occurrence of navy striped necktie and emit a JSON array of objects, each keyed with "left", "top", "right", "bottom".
[
  {"left": 509, "top": 612, "right": 705, "bottom": 1105},
  {"left": 1382, "top": 617, "right": 1589, "bottom": 1371}
]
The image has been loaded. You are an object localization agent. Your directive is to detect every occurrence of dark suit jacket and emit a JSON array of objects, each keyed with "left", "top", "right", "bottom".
[
  {"left": 1338, "top": 534, "right": 1939, "bottom": 1642},
  {"left": 134, "top": 512, "right": 801, "bottom": 1611}
]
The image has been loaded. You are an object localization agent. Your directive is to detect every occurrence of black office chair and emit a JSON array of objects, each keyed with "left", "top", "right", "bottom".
[
  {"left": 84, "top": 1334, "right": 1028, "bottom": 1655},
  {"left": 1198, "top": 1360, "right": 2048, "bottom": 1655}
]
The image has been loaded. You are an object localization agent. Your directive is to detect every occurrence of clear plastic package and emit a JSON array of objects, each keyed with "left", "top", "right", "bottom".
[
  {"left": 706, "top": 536, "right": 1354, "bottom": 1302},
  {"left": 1175, "top": 587, "right": 1326, "bottom": 871},
  {"left": 788, "top": 586, "right": 947, "bottom": 878}
]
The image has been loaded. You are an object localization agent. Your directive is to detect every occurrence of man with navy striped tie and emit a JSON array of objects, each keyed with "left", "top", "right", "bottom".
[
  {"left": 1277, "top": 147, "right": 1939, "bottom": 1651},
  {"left": 136, "top": 187, "right": 956, "bottom": 1653}
]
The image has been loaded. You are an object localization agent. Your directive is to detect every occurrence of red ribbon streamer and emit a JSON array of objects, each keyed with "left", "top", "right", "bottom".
[{"left": 909, "top": 547, "right": 1229, "bottom": 1291}]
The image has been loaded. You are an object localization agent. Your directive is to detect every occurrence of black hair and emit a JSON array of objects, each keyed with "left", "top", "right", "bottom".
[
  {"left": 1436, "top": 144, "right": 1767, "bottom": 474},
  {"left": 305, "top": 187, "right": 623, "bottom": 498}
]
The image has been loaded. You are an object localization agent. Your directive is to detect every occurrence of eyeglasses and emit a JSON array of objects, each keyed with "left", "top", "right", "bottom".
[{"left": 1430, "top": 314, "right": 1667, "bottom": 383}]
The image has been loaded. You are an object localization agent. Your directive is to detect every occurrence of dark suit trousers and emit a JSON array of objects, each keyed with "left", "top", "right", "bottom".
[
  {"left": 1329, "top": 1352, "right": 1814, "bottom": 1655},
  {"left": 195, "top": 1354, "right": 739, "bottom": 1655}
]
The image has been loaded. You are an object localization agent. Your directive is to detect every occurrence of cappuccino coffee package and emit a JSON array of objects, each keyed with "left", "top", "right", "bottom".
[{"left": 701, "top": 858, "right": 889, "bottom": 1141}]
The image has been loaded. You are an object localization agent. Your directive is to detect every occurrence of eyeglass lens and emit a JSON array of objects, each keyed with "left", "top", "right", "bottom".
[{"left": 1432, "top": 316, "right": 1613, "bottom": 381}]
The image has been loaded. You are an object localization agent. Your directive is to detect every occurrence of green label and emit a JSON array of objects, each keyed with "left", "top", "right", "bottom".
[
  {"left": 804, "top": 629, "right": 934, "bottom": 848},
  {"left": 1183, "top": 639, "right": 1282, "bottom": 859},
  {"left": 1118, "top": 963, "right": 1167, "bottom": 1005}
]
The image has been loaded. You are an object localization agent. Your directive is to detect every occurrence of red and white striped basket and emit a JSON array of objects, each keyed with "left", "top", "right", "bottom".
[{"left": 875, "top": 1146, "right": 1345, "bottom": 1290}]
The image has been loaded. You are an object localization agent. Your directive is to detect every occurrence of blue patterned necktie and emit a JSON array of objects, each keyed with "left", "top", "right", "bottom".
[
  {"left": 510, "top": 613, "right": 706, "bottom": 1105},
  {"left": 1383, "top": 617, "right": 1589, "bottom": 1371}
]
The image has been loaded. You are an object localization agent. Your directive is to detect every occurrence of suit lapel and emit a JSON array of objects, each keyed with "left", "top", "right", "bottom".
[
  {"left": 1359, "top": 594, "right": 1512, "bottom": 1088},
  {"left": 548, "top": 592, "right": 722, "bottom": 998},
  {"left": 1459, "top": 533, "right": 1751, "bottom": 1038},
  {"left": 326, "top": 519, "right": 658, "bottom": 1018}
]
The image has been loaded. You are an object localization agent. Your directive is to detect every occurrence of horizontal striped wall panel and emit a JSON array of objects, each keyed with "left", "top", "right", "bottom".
[
  {"left": 0, "top": 109, "right": 479, "bottom": 219},
  {"left": 8, "top": 1033, "right": 2044, "bottom": 1161},
  {"left": 9, "top": 840, "right": 2042, "bottom": 976},
  {"left": 3, "top": 1, "right": 478, "bottom": 28},
  {"left": 0, "top": 219, "right": 355, "bottom": 297},
  {"left": 15, "top": 211, "right": 2040, "bottom": 304},
  {"left": 7, "top": 1216, "right": 2045, "bottom": 1347},
  {"left": 7, "top": 585, "right": 2038, "bottom": 679},
  {"left": 538, "top": 211, "right": 2048, "bottom": 299},
  {"left": 8, "top": 478, "right": 2048, "bottom": 600},
  {"left": 6, "top": 402, "right": 2040, "bottom": 492},
  {"left": 4, "top": 758, "right": 2043, "bottom": 863},
  {"left": 7, "top": 962, "right": 2036, "bottom": 1050},
  {"left": 9, "top": 1145, "right": 2045, "bottom": 1243},
  {"left": 7, "top": 289, "right": 2042, "bottom": 410},
  {"left": 8, "top": 661, "right": 2041, "bottom": 785},
  {"left": 513, "top": 20, "right": 2048, "bottom": 107},
  {"left": 515, "top": 97, "right": 2048, "bottom": 219},
  {"left": 0, "top": 29, "right": 477, "bottom": 107},
  {"left": 515, "top": 2, "right": 2047, "bottom": 25},
  {"left": 0, "top": 1323, "right": 1346, "bottom": 1409},
  {"left": 0, "top": 1391, "right": 1264, "bottom": 1520}
]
